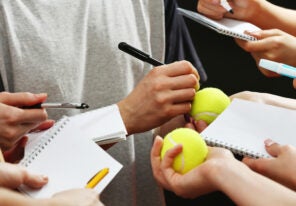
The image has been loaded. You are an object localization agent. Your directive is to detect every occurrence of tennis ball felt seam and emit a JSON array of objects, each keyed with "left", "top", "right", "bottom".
[
  {"left": 161, "top": 128, "right": 208, "bottom": 174},
  {"left": 167, "top": 135, "right": 185, "bottom": 173},
  {"left": 193, "top": 112, "right": 218, "bottom": 120}
]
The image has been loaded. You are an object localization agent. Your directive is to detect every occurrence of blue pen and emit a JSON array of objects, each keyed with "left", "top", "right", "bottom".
[{"left": 259, "top": 59, "right": 296, "bottom": 79}]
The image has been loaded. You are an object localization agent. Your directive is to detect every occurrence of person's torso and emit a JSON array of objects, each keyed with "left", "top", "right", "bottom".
[{"left": 0, "top": 0, "right": 165, "bottom": 119}]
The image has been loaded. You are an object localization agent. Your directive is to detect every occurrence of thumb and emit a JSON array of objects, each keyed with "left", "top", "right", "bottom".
[
  {"left": 264, "top": 139, "right": 281, "bottom": 157},
  {"left": 23, "top": 171, "right": 48, "bottom": 189}
]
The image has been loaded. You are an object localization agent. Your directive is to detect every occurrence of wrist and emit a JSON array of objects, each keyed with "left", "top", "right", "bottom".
[
  {"left": 247, "top": 0, "right": 273, "bottom": 29},
  {"left": 117, "top": 100, "right": 135, "bottom": 135}
]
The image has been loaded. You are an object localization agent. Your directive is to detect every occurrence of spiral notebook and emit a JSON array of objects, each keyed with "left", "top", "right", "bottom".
[
  {"left": 26, "top": 105, "right": 127, "bottom": 149},
  {"left": 201, "top": 99, "right": 296, "bottom": 158},
  {"left": 177, "top": 8, "right": 261, "bottom": 41},
  {"left": 19, "top": 116, "right": 123, "bottom": 198}
]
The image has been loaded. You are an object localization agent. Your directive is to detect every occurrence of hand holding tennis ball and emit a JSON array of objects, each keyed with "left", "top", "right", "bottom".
[
  {"left": 161, "top": 128, "right": 208, "bottom": 174},
  {"left": 190, "top": 87, "right": 230, "bottom": 124}
]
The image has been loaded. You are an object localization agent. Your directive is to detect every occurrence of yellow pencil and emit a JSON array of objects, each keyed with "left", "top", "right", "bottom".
[
  {"left": 0, "top": 148, "right": 5, "bottom": 162},
  {"left": 85, "top": 168, "right": 109, "bottom": 189}
]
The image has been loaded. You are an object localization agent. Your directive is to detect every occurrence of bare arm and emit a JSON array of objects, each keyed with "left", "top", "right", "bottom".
[
  {"left": 213, "top": 158, "right": 296, "bottom": 206},
  {"left": 197, "top": 0, "right": 296, "bottom": 36},
  {"left": 230, "top": 91, "right": 296, "bottom": 110},
  {"left": 0, "top": 187, "right": 104, "bottom": 206},
  {"left": 250, "top": 1, "right": 296, "bottom": 36},
  {"left": 151, "top": 137, "right": 296, "bottom": 205}
]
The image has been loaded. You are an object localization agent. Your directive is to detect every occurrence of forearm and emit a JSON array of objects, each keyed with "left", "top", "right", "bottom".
[
  {"left": 231, "top": 91, "right": 296, "bottom": 110},
  {"left": 0, "top": 188, "right": 37, "bottom": 205},
  {"left": 249, "top": 1, "right": 296, "bottom": 36},
  {"left": 214, "top": 162, "right": 296, "bottom": 206},
  {"left": 0, "top": 188, "right": 60, "bottom": 206},
  {"left": 262, "top": 93, "right": 296, "bottom": 110}
]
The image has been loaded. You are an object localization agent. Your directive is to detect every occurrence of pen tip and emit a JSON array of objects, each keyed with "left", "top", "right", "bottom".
[
  {"left": 229, "top": 9, "right": 234, "bottom": 14},
  {"left": 80, "top": 103, "right": 89, "bottom": 109}
]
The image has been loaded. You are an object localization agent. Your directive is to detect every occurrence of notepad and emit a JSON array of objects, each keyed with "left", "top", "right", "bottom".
[
  {"left": 26, "top": 105, "right": 127, "bottom": 150},
  {"left": 177, "top": 8, "right": 261, "bottom": 41},
  {"left": 201, "top": 99, "right": 296, "bottom": 158},
  {"left": 69, "top": 105, "right": 127, "bottom": 145},
  {"left": 19, "top": 116, "right": 122, "bottom": 198}
]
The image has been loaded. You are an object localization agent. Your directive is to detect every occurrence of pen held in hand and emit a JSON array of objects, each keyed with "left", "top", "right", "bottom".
[
  {"left": 23, "top": 103, "right": 89, "bottom": 109},
  {"left": 220, "top": 0, "right": 233, "bottom": 14},
  {"left": 118, "top": 42, "right": 163, "bottom": 67},
  {"left": 85, "top": 168, "right": 109, "bottom": 189},
  {"left": 118, "top": 42, "right": 192, "bottom": 123}
]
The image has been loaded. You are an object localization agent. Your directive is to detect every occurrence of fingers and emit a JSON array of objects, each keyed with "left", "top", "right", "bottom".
[
  {"left": 198, "top": 0, "right": 225, "bottom": 19},
  {"left": 242, "top": 139, "right": 281, "bottom": 175},
  {"left": 245, "top": 29, "right": 283, "bottom": 40},
  {"left": 236, "top": 29, "right": 284, "bottom": 53},
  {"left": 18, "top": 108, "right": 48, "bottom": 124},
  {"left": 151, "top": 136, "right": 163, "bottom": 160},
  {"left": 166, "top": 74, "right": 198, "bottom": 91},
  {"left": 0, "top": 92, "right": 47, "bottom": 107},
  {"left": 150, "top": 136, "right": 172, "bottom": 190},
  {"left": 194, "top": 120, "right": 208, "bottom": 133},
  {"left": 158, "top": 61, "right": 200, "bottom": 89},
  {"left": 242, "top": 156, "right": 272, "bottom": 174},
  {"left": 264, "top": 139, "right": 281, "bottom": 157},
  {"left": 31, "top": 120, "right": 55, "bottom": 132},
  {"left": 23, "top": 170, "right": 48, "bottom": 189},
  {"left": 161, "top": 144, "right": 183, "bottom": 181},
  {"left": 169, "top": 88, "right": 196, "bottom": 104}
]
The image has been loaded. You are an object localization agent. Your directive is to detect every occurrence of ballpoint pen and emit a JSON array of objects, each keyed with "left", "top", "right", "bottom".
[
  {"left": 220, "top": 0, "right": 233, "bottom": 14},
  {"left": 24, "top": 103, "right": 89, "bottom": 109},
  {"left": 118, "top": 42, "right": 191, "bottom": 123},
  {"left": 85, "top": 168, "right": 109, "bottom": 189}
]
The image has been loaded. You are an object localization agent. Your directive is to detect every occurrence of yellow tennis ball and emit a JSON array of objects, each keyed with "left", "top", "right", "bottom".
[
  {"left": 190, "top": 87, "right": 230, "bottom": 124},
  {"left": 161, "top": 128, "right": 208, "bottom": 174}
]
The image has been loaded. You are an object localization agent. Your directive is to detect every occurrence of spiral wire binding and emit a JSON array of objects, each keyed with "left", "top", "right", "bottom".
[
  {"left": 204, "top": 137, "right": 268, "bottom": 159},
  {"left": 220, "top": 30, "right": 256, "bottom": 41},
  {"left": 20, "top": 117, "right": 70, "bottom": 167}
]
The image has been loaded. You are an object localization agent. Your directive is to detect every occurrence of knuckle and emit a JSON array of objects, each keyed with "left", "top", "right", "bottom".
[
  {"left": 22, "top": 92, "right": 34, "bottom": 99},
  {"left": 154, "top": 94, "right": 167, "bottom": 105},
  {"left": 41, "top": 109, "right": 48, "bottom": 120},
  {"left": 271, "top": 37, "right": 283, "bottom": 49},
  {"left": 153, "top": 81, "right": 166, "bottom": 92},
  {"left": 7, "top": 110, "right": 23, "bottom": 124},
  {"left": 2, "top": 127, "right": 18, "bottom": 140},
  {"left": 178, "top": 61, "right": 193, "bottom": 72},
  {"left": 187, "top": 74, "right": 198, "bottom": 87}
]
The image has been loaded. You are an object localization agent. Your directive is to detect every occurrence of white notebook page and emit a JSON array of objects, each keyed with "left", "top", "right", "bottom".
[
  {"left": 201, "top": 99, "right": 296, "bottom": 158},
  {"left": 19, "top": 117, "right": 122, "bottom": 198}
]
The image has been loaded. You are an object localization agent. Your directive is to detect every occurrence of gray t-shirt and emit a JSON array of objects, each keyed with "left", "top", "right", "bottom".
[{"left": 0, "top": 0, "right": 166, "bottom": 205}]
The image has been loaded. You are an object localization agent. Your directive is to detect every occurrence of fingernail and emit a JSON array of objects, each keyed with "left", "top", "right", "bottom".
[
  {"left": 264, "top": 138, "right": 275, "bottom": 147},
  {"left": 40, "top": 175, "right": 48, "bottom": 182},
  {"left": 35, "top": 93, "right": 47, "bottom": 98}
]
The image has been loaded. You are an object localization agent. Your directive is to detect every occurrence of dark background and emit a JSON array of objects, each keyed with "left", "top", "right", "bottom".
[
  {"left": 177, "top": 0, "right": 296, "bottom": 98},
  {"left": 165, "top": 1, "right": 296, "bottom": 205}
]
